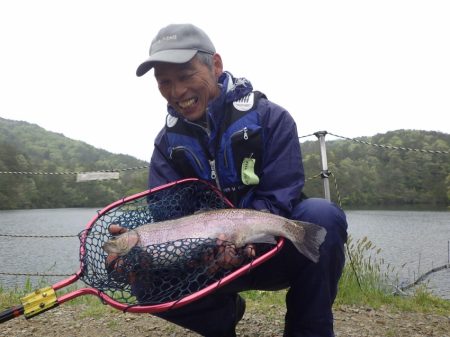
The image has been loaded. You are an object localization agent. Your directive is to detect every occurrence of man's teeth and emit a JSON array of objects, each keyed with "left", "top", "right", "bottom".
[{"left": 179, "top": 98, "right": 196, "bottom": 108}]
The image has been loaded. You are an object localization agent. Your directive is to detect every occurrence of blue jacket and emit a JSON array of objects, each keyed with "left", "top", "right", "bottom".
[{"left": 148, "top": 72, "right": 305, "bottom": 217}]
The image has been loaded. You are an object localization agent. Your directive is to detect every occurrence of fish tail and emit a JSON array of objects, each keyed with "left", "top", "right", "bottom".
[{"left": 290, "top": 220, "right": 327, "bottom": 263}]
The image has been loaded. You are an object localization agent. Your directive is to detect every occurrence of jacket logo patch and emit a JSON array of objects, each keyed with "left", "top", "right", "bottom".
[
  {"left": 233, "top": 93, "right": 254, "bottom": 112},
  {"left": 166, "top": 115, "right": 178, "bottom": 128}
]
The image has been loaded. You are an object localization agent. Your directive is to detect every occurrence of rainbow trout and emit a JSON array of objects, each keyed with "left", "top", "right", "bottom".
[{"left": 103, "top": 209, "right": 326, "bottom": 263}]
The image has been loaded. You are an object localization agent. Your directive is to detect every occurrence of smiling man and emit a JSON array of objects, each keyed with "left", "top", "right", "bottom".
[{"left": 134, "top": 23, "right": 348, "bottom": 337}]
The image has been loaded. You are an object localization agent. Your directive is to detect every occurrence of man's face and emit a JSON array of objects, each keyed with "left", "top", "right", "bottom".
[{"left": 154, "top": 54, "right": 223, "bottom": 121}]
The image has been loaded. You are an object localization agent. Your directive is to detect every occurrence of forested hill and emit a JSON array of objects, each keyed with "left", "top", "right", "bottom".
[
  {"left": 0, "top": 117, "right": 148, "bottom": 209},
  {"left": 0, "top": 117, "right": 449, "bottom": 209},
  {"left": 301, "top": 130, "right": 449, "bottom": 208}
]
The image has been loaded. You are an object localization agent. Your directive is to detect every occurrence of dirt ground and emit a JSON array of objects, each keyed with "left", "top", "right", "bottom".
[{"left": 1, "top": 303, "right": 449, "bottom": 337}]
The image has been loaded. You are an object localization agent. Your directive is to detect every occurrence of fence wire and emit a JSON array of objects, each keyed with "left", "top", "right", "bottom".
[{"left": 1, "top": 131, "right": 447, "bottom": 177}]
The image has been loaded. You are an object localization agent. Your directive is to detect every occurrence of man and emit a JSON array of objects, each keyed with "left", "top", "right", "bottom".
[{"left": 135, "top": 23, "right": 348, "bottom": 337}]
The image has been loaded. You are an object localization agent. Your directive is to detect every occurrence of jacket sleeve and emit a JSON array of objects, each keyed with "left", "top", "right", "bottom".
[
  {"left": 242, "top": 99, "right": 305, "bottom": 217},
  {"left": 148, "top": 129, "right": 182, "bottom": 189}
]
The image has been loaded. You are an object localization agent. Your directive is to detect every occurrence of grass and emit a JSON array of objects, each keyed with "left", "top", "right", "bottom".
[
  {"left": 335, "top": 235, "right": 450, "bottom": 314},
  {"left": 1, "top": 236, "right": 449, "bottom": 319},
  {"left": 244, "top": 235, "right": 450, "bottom": 315}
]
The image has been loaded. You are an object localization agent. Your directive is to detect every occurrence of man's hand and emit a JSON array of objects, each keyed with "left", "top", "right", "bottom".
[
  {"left": 105, "top": 224, "right": 137, "bottom": 284},
  {"left": 202, "top": 234, "right": 256, "bottom": 274},
  {"left": 105, "top": 224, "right": 127, "bottom": 269},
  {"left": 108, "top": 224, "right": 129, "bottom": 235}
]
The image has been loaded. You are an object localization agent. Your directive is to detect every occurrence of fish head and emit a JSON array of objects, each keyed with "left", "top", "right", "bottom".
[{"left": 103, "top": 231, "right": 138, "bottom": 256}]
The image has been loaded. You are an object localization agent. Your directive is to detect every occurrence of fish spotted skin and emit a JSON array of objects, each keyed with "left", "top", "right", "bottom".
[{"left": 103, "top": 209, "right": 326, "bottom": 263}]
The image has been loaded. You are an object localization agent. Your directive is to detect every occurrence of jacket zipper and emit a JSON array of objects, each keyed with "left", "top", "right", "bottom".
[
  {"left": 209, "top": 159, "right": 222, "bottom": 189},
  {"left": 243, "top": 127, "right": 249, "bottom": 140}
]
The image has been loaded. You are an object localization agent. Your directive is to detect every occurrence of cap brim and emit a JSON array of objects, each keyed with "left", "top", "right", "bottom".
[{"left": 136, "top": 49, "right": 198, "bottom": 77}]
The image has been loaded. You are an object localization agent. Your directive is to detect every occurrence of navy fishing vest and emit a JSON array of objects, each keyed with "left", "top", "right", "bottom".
[{"left": 164, "top": 91, "right": 267, "bottom": 206}]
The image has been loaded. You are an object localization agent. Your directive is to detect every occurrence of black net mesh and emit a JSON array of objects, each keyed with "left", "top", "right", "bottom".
[{"left": 78, "top": 180, "right": 272, "bottom": 308}]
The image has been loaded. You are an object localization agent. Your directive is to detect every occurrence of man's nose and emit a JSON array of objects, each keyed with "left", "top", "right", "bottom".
[{"left": 171, "top": 81, "right": 187, "bottom": 98}]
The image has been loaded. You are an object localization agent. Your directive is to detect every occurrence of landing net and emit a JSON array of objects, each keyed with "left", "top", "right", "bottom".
[{"left": 78, "top": 180, "right": 272, "bottom": 308}]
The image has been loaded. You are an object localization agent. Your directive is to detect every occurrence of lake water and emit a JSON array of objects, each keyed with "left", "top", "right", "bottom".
[
  {"left": 0, "top": 208, "right": 449, "bottom": 299},
  {"left": 346, "top": 210, "right": 450, "bottom": 299}
]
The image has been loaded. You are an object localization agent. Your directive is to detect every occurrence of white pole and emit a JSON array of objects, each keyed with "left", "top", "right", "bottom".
[{"left": 314, "top": 131, "right": 331, "bottom": 201}]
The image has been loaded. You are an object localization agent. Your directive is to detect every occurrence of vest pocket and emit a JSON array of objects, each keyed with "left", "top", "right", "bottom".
[{"left": 170, "top": 146, "right": 205, "bottom": 179}]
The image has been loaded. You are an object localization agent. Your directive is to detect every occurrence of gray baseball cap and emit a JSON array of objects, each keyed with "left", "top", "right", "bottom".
[{"left": 136, "top": 23, "right": 216, "bottom": 77}]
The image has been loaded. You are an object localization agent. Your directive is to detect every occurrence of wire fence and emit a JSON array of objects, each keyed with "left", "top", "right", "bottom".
[{"left": 1, "top": 131, "right": 447, "bottom": 177}]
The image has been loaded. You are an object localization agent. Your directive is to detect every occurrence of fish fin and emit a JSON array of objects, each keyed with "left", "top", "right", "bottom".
[
  {"left": 291, "top": 220, "right": 327, "bottom": 263},
  {"left": 245, "top": 234, "right": 277, "bottom": 245}
]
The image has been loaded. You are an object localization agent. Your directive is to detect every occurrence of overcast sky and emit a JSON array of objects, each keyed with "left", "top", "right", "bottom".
[{"left": 1, "top": 0, "right": 449, "bottom": 161}]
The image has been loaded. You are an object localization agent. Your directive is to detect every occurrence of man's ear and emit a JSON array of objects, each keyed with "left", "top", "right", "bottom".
[{"left": 213, "top": 53, "right": 224, "bottom": 78}]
